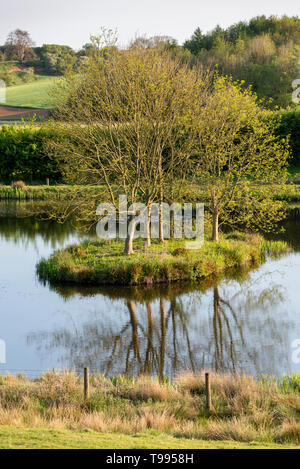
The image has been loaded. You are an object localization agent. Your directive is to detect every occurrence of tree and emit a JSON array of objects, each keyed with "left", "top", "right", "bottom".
[
  {"left": 191, "top": 76, "right": 290, "bottom": 241},
  {"left": 38, "top": 44, "right": 76, "bottom": 74},
  {"left": 183, "top": 16, "right": 300, "bottom": 109},
  {"left": 49, "top": 34, "right": 205, "bottom": 254},
  {"left": 129, "top": 35, "right": 177, "bottom": 50},
  {"left": 5, "top": 29, "right": 34, "bottom": 61},
  {"left": 183, "top": 28, "right": 203, "bottom": 55}
]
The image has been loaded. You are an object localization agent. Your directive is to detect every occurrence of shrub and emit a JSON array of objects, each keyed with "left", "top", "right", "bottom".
[
  {"left": 173, "top": 247, "right": 189, "bottom": 256},
  {"left": 0, "top": 124, "right": 63, "bottom": 183}
]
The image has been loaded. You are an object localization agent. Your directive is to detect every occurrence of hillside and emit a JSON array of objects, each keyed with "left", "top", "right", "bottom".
[
  {"left": 183, "top": 15, "right": 300, "bottom": 108},
  {"left": 4, "top": 76, "right": 56, "bottom": 109}
]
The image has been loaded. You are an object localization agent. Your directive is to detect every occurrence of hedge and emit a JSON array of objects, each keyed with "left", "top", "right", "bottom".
[
  {"left": 0, "top": 110, "right": 299, "bottom": 184},
  {"left": 0, "top": 124, "right": 62, "bottom": 183}
]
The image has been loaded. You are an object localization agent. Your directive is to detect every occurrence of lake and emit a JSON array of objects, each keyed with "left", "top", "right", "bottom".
[{"left": 0, "top": 201, "right": 300, "bottom": 379}]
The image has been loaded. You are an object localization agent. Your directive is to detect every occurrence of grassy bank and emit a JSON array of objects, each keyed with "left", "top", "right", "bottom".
[
  {"left": 1, "top": 182, "right": 300, "bottom": 202},
  {"left": 0, "top": 372, "right": 299, "bottom": 447},
  {"left": 275, "top": 184, "right": 300, "bottom": 202},
  {"left": 37, "top": 234, "right": 290, "bottom": 286},
  {"left": 0, "top": 185, "right": 70, "bottom": 200},
  {"left": 0, "top": 185, "right": 103, "bottom": 200}
]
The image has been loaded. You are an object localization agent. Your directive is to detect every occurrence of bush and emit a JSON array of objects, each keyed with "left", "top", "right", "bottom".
[
  {"left": 0, "top": 124, "right": 63, "bottom": 183},
  {"left": 273, "top": 110, "right": 300, "bottom": 164}
]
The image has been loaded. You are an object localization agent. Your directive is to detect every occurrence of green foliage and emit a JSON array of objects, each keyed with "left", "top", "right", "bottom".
[
  {"left": 0, "top": 106, "right": 298, "bottom": 190},
  {"left": 0, "top": 64, "right": 36, "bottom": 87},
  {"left": 36, "top": 44, "right": 77, "bottom": 75},
  {"left": 183, "top": 15, "right": 300, "bottom": 108},
  {"left": 274, "top": 110, "right": 300, "bottom": 163},
  {"left": 184, "top": 16, "right": 300, "bottom": 54},
  {"left": 0, "top": 124, "right": 62, "bottom": 183},
  {"left": 191, "top": 76, "right": 290, "bottom": 239},
  {"left": 279, "top": 373, "right": 300, "bottom": 393}
]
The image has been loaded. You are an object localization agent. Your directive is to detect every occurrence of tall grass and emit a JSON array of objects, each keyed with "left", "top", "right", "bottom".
[
  {"left": 279, "top": 373, "right": 300, "bottom": 393},
  {"left": 0, "top": 371, "right": 299, "bottom": 444},
  {"left": 0, "top": 185, "right": 101, "bottom": 200}
]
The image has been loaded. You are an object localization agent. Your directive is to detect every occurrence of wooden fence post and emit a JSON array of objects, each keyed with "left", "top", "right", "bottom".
[
  {"left": 205, "top": 372, "right": 212, "bottom": 411},
  {"left": 84, "top": 367, "right": 89, "bottom": 400}
]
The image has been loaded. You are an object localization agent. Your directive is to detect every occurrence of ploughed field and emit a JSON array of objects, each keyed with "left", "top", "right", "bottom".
[{"left": 0, "top": 106, "right": 50, "bottom": 120}]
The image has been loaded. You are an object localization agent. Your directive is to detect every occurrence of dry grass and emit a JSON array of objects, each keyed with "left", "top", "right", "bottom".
[{"left": 0, "top": 371, "right": 299, "bottom": 445}]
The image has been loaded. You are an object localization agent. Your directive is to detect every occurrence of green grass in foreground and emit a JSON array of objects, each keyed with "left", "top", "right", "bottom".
[
  {"left": 4, "top": 76, "right": 57, "bottom": 109},
  {"left": 37, "top": 234, "right": 290, "bottom": 286},
  {"left": 0, "top": 427, "right": 297, "bottom": 449}
]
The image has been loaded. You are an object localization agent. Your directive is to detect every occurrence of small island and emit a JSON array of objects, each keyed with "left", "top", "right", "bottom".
[{"left": 37, "top": 234, "right": 289, "bottom": 286}]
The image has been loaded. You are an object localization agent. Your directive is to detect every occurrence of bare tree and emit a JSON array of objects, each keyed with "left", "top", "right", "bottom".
[{"left": 5, "top": 29, "right": 35, "bottom": 61}]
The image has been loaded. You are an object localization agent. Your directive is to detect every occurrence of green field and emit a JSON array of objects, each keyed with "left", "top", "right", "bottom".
[
  {"left": 0, "top": 427, "right": 297, "bottom": 450},
  {"left": 5, "top": 76, "right": 57, "bottom": 109}
]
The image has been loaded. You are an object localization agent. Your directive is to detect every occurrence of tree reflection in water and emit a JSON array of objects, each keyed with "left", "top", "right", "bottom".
[{"left": 27, "top": 267, "right": 293, "bottom": 379}]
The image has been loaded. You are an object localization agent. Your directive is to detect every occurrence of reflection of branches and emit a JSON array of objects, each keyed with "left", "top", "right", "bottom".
[
  {"left": 105, "top": 323, "right": 130, "bottom": 375},
  {"left": 126, "top": 300, "right": 142, "bottom": 373},
  {"left": 171, "top": 299, "right": 177, "bottom": 371},
  {"left": 144, "top": 303, "right": 155, "bottom": 374},
  {"left": 213, "top": 286, "right": 239, "bottom": 373},
  {"left": 27, "top": 265, "right": 293, "bottom": 378}
]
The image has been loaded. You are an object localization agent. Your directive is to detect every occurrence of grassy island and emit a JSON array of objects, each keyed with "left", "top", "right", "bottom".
[{"left": 37, "top": 234, "right": 290, "bottom": 287}]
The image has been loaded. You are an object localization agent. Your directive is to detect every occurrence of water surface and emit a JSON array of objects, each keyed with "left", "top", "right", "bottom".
[{"left": 0, "top": 202, "right": 299, "bottom": 379}]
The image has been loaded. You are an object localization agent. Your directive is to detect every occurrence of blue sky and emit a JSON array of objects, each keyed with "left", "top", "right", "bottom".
[{"left": 0, "top": 0, "right": 299, "bottom": 50}]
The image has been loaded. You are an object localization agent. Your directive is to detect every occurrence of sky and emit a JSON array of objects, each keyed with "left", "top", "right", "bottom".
[{"left": 0, "top": 0, "right": 299, "bottom": 50}]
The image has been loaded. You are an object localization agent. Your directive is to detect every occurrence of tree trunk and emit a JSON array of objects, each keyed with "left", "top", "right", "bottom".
[
  {"left": 145, "top": 204, "right": 151, "bottom": 248},
  {"left": 159, "top": 165, "right": 164, "bottom": 243},
  {"left": 170, "top": 208, "right": 174, "bottom": 239},
  {"left": 124, "top": 216, "right": 135, "bottom": 255},
  {"left": 159, "top": 208, "right": 164, "bottom": 243},
  {"left": 212, "top": 210, "right": 219, "bottom": 241}
]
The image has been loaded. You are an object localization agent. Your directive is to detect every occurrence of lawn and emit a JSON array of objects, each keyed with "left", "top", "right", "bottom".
[
  {"left": 4, "top": 76, "right": 57, "bottom": 109},
  {"left": 0, "top": 427, "right": 297, "bottom": 450}
]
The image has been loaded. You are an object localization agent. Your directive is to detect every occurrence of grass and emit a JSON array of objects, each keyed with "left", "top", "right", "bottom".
[
  {"left": 279, "top": 373, "right": 300, "bottom": 393},
  {"left": 1, "top": 181, "right": 300, "bottom": 203},
  {"left": 275, "top": 185, "right": 300, "bottom": 202},
  {"left": 0, "top": 185, "right": 103, "bottom": 200},
  {"left": 0, "top": 371, "right": 299, "bottom": 448},
  {"left": 4, "top": 76, "right": 56, "bottom": 109},
  {"left": 0, "top": 427, "right": 297, "bottom": 449},
  {"left": 37, "top": 234, "right": 290, "bottom": 286}
]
